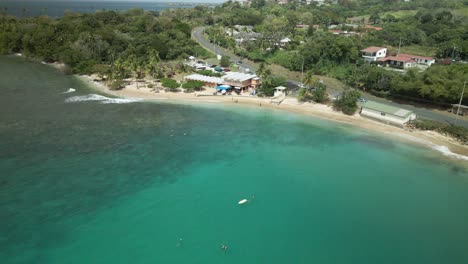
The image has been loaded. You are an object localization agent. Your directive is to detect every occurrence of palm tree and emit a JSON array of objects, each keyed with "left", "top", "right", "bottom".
[
  {"left": 146, "top": 49, "right": 160, "bottom": 78},
  {"left": 257, "top": 62, "right": 267, "bottom": 78},
  {"left": 302, "top": 70, "right": 318, "bottom": 90},
  {"left": 125, "top": 54, "right": 140, "bottom": 88}
]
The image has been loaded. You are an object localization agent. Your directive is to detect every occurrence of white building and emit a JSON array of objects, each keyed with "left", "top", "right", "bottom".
[
  {"left": 232, "top": 0, "right": 251, "bottom": 6},
  {"left": 361, "top": 46, "right": 387, "bottom": 62},
  {"left": 274, "top": 86, "right": 287, "bottom": 97},
  {"left": 360, "top": 101, "right": 416, "bottom": 126},
  {"left": 377, "top": 53, "right": 435, "bottom": 69}
]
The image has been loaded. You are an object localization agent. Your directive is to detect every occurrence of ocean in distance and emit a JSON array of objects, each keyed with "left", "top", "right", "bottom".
[
  {"left": 1, "top": 55, "right": 468, "bottom": 264},
  {"left": 0, "top": 1, "right": 221, "bottom": 18}
]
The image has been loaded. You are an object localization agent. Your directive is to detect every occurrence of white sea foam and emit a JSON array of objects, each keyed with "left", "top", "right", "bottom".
[
  {"left": 63, "top": 88, "right": 76, "bottom": 94},
  {"left": 431, "top": 145, "right": 468, "bottom": 161},
  {"left": 65, "top": 94, "right": 142, "bottom": 104},
  {"left": 395, "top": 133, "right": 468, "bottom": 161}
]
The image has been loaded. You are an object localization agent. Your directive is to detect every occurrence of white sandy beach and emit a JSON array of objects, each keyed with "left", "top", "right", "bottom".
[{"left": 80, "top": 75, "right": 468, "bottom": 160}]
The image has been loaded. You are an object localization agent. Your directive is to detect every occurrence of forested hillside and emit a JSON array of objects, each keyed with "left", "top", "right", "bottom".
[{"left": 0, "top": 0, "right": 467, "bottom": 104}]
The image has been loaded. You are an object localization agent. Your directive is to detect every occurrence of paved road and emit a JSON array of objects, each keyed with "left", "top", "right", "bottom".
[
  {"left": 192, "top": 27, "right": 257, "bottom": 73},
  {"left": 192, "top": 27, "right": 468, "bottom": 128}
]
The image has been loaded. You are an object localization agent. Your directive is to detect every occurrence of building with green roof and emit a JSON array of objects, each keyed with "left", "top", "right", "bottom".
[{"left": 360, "top": 101, "right": 416, "bottom": 126}]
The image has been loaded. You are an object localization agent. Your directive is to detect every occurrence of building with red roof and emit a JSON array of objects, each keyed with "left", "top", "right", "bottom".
[
  {"left": 361, "top": 25, "right": 383, "bottom": 31},
  {"left": 377, "top": 53, "right": 435, "bottom": 69}
]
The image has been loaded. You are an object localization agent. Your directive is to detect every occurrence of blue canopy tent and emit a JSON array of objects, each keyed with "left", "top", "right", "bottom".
[{"left": 216, "top": 85, "right": 231, "bottom": 90}]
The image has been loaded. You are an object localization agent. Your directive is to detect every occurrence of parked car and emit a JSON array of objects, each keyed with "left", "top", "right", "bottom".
[
  {"left": 359, "top": 98, "right": 367, "bottom": 103},
  {"left": 223, "top": 68, "right": 231, "bottom": 72}
]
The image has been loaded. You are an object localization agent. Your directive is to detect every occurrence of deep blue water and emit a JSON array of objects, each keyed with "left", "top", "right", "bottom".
[{"left": 0, "top": 1, "right": 220, "bottom": 18}]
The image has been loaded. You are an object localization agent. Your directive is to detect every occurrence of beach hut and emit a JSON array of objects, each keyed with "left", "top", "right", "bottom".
[{"left": 274, "top": 86, "right": 287, "bottom": 97}]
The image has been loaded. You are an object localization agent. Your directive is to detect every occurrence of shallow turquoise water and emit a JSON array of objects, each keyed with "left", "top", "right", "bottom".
[{"left": 1, "top": 56, "right": 468, "bottom": 264}]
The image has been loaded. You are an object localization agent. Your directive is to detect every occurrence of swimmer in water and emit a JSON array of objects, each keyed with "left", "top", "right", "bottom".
[
  {"left": 176, "top": 238, "right": 183, "bottom": 247},
  {"left": 221, "top": 244, "right": 228, "bottom": 253}
]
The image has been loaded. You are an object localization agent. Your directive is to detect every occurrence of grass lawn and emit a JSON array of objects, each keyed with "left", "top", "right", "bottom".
[
  {"left": 349, "top": 6, "right": 468, "bottom": 22},
  {"left": 397, "top": 45, "right": 437, "bottom": 57},
  {"left": 382, "top": 9, "right": 418, "bottom": 18},
  {"left": 452, "top": 7, "right": 468, "bottom": 17}
]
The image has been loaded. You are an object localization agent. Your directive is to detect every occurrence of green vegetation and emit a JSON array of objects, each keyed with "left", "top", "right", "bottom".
[
  {"left": 409, "top": 119, "right": 468, "bottom": 144},
  {"left": 298, "top": 71, "right": 329, "bottom": 103},
  {"left": 197, "top": 69, "right": 222, "bottom": 77},
  {"left": 256, "top": 63, "right": 286, "bottom": 97},
  {"left": 0, "top": 8, "right": 211, "bottom": 85},
  {"left": 0, "top": 0, "right": 467, "bottom": 106},
  {"left": 220, "top": 55, "right": 230, "bottom": 67},
  {"left": 333, "top": 90, "right": 361, "bottom": 115},
  {"left": 182, "top": 80, "right": 204, "bottom": 92},
  {"left": 161, "top": 78, "right": 179, "bottom": 91},
  {"left": 205, "top": 0, "right": 468, "bottom": 105}
]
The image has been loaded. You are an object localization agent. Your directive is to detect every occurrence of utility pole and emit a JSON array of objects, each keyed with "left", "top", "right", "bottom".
[
  {"left": 301, "top": 57, "right": 304, "bottom": 85},
  {"left": 397, "top": 36, "right": 402, "bottom": 56},
  {"left": 456, "top": 81, "right": 466, "bottom": 117}
]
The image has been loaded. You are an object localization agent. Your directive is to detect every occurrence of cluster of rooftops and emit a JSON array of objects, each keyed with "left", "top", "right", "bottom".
[
  {"left": 185, "top": 72, "right": 261, "bottom": 91},
  {"left": 361, "top": 46, "right": 435, "bottom": 69}
]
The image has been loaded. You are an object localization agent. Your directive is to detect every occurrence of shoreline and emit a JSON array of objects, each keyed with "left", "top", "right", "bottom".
[{"left": 78, "top": 74, "right": 468, "bottom": 161}]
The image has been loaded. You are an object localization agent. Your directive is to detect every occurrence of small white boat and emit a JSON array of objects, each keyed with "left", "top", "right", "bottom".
[{"left": 238, "top": 199, "right": 248, "bottom": 205}]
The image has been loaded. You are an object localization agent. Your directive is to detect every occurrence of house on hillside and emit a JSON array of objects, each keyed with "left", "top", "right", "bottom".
[
  {"left": 311, "top": 0, "right": 326, "bottom": 6},
  {"left": 278, "top": 37, "right": 291, "bottom": 47},
  {"left": 361, "top": 46, "right": 387, "bottom": 62},
  {"left": 330, "top": 30, "right": 359, "bottom": 37},
  {"left": 232, "top": 0, "right": 251, "bottom": 6},
  {"left": 361, "top": 25, "right": 383, "bottom": 31},
  {"left": 377, "top": 53, "right": 435, "bottom": 69},
  {"left": 234, "top": 32, "right": 262, "bottom": 44},
  {"left": 360, "top": 101, "right": 416, "bottom": 126},
  {"left": 233, "top": 25, "right": 254, "bottom": 32}
]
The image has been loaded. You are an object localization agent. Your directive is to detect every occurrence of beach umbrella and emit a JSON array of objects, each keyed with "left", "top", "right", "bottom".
[{"left": 216, "top": 85, "right": 231, "bottom": 90}]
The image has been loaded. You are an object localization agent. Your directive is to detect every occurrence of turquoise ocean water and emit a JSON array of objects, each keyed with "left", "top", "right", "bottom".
[{"left": 1, "top": 55, "right": 468, "bottom": 264}]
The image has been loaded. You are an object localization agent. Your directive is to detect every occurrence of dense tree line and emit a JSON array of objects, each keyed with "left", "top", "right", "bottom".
[
  {"left": 0, "top": 8, "right": 210, "bottom": 81},
  {"left": 0, "top": 0, "right": 467, "bottom": 104}
]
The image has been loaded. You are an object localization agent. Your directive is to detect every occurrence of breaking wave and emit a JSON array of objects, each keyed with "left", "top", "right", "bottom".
[
  {"left": 63, "top": 88, "right": 76, "bottom": 94},
  {"left": 431, "top": 145, "right": 468, "bottom": 161},
  {"left": 395, "top": 133, "right": 468, "bottom": 161},
  {"left": 65, "top": 94, "right": 142, "bottom": 104}
]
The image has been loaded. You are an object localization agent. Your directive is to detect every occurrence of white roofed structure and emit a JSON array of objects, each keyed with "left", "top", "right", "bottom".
[
  {"left": 184, "top": 74, "right": 223, "bottom": 87},
  {"left": 223, "top": 72, "right": 258, "bottom": 82}
]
